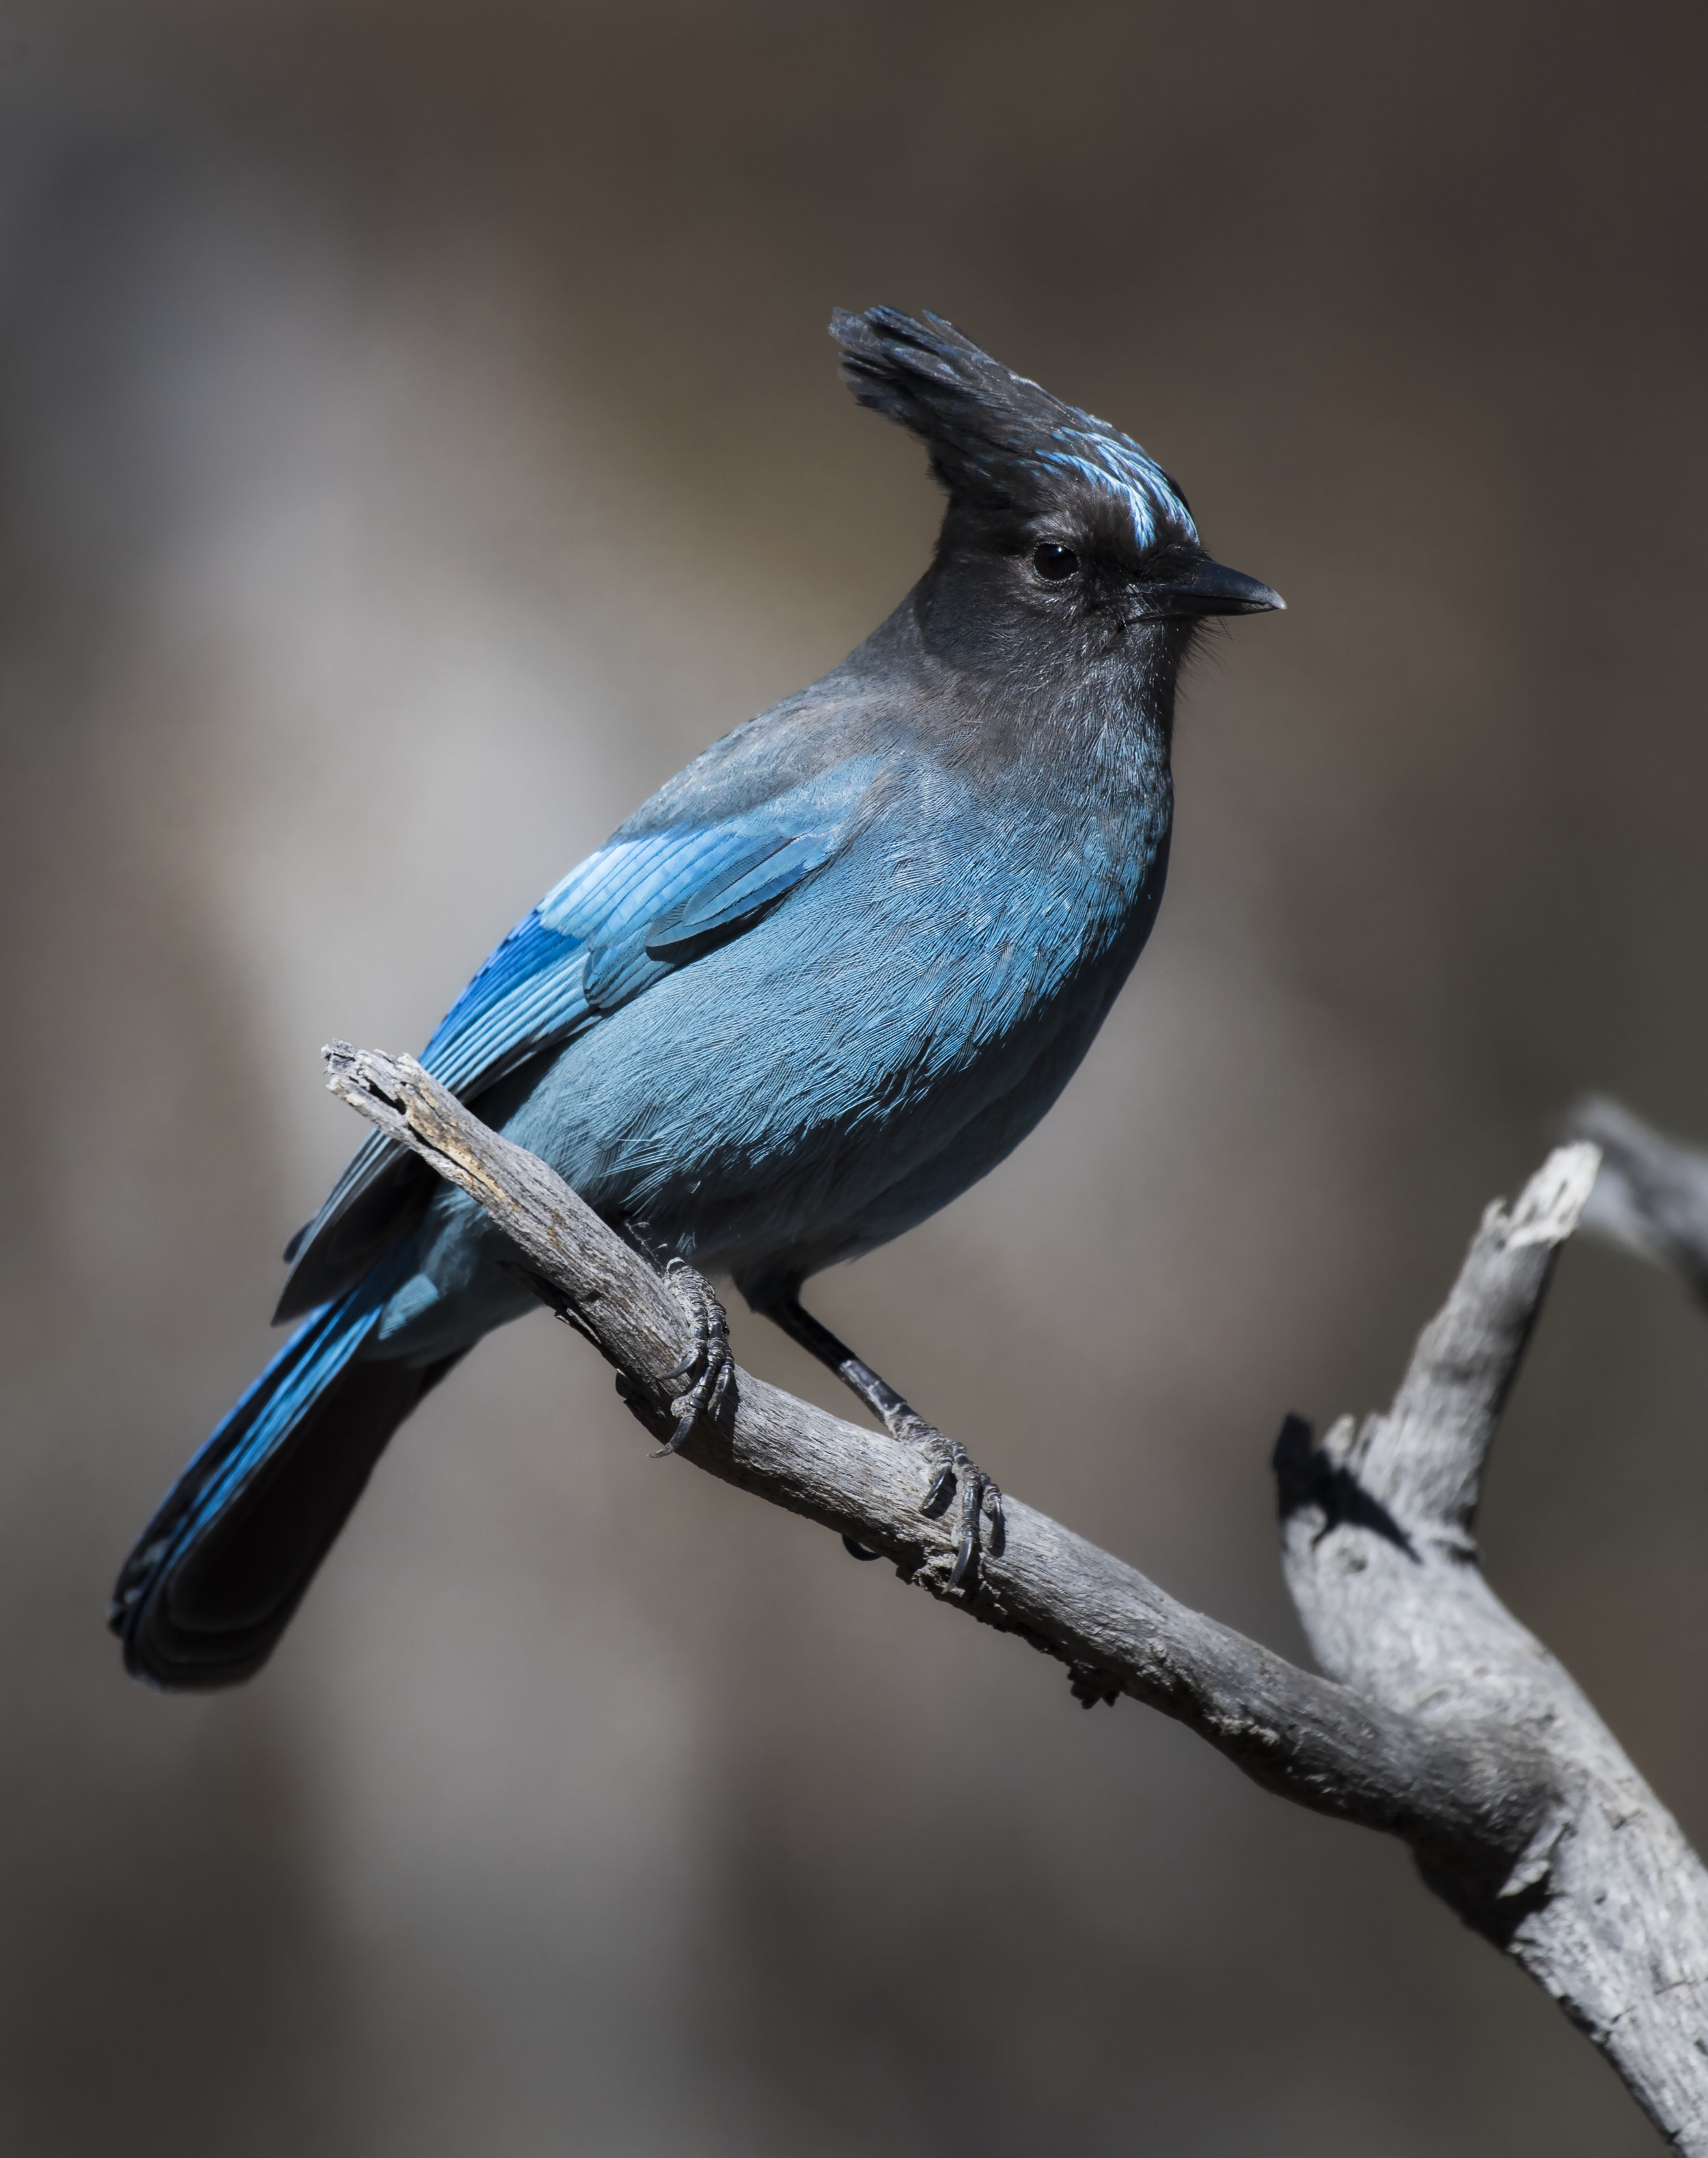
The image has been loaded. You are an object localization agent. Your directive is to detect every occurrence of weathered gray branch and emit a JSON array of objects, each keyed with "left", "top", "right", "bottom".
[
  {"left": 325, "top": 1042, "right": 1708, "bottom": 2149},
  {"left": 1569, "top": 1093, "right": 1708, "bottom": 1302},
  {"left": 1281, "top": 1148, "right": 1708, "bottom": 2141}
]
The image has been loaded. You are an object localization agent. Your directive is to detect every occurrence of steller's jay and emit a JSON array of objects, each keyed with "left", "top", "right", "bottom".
[{"left": 111, "top": 306, "right": 1282, "bottom": 1688}]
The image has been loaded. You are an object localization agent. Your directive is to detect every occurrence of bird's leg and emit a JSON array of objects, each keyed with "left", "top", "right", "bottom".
[{"left": 762, "top": 1296, "right": 1004, "bottom": 1589}]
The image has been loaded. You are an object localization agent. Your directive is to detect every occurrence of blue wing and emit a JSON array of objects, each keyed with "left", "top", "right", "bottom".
[
  {"left": 417, "top": 822, "right": 841, "bottom": 1078},
  {"left": 430, "top": 819, "right": 842, "bottom": 1077},
  {"left": 275, "top": 794, "right": 853, "bottom": 1317}
]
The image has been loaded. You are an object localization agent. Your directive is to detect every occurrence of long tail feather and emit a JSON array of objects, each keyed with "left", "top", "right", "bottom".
[{"left": 110, "top": 1281, "right": 460, "bottom": 1689}]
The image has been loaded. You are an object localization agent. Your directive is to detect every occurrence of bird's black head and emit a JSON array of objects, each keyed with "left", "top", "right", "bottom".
[{"left": 831, "top": 306, "right": 1282, "bottom": 685}]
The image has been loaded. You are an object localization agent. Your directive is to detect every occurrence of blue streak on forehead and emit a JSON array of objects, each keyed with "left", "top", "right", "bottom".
[{"left": 1036, "top": 423, "right": 1198, "bottom": 551}]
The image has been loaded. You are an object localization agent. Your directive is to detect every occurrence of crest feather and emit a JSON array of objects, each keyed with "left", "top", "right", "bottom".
[{"left": 830, "top": 305, "right": 1196, "bottom": 547}]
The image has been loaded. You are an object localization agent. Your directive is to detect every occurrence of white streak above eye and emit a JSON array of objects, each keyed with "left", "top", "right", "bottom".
[{"left": 1037, "top": 422, "right": 1199, "bottom": 554}]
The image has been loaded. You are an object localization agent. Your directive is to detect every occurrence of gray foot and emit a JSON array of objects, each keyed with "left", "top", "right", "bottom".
[
  {"left": 892, "top": 1414, "right": 1004, "bottom": 1590},
  {"left": 656, "top": 1259, "right": 734, "bottom": 1453}
]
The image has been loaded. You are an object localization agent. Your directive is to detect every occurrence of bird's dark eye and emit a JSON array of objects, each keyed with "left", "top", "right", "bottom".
[{"left": 1032, "top": 543, "right": 1080, "bottom": 582}]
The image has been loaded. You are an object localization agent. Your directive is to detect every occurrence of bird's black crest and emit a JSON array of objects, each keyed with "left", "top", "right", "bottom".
[{"left": 830, "top": 305, "right": 1195, "bottom": 547}]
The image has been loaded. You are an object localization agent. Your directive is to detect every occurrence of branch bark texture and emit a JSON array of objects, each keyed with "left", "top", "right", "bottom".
[{"left": 326, "top": 1043, "right": 1708, "bottom": 2148}]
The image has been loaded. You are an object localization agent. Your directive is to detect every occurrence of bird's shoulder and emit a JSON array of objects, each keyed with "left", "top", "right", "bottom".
[{"left": 614, "top": 600, "right": 943, "bottom": 842}]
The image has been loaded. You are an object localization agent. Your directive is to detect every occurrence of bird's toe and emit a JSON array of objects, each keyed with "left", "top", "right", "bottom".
[
  {"left": 907, "top": 1426, "right": 1002, "bottom": 1590},
  {"left": 657, "top": 1258, "right": 735, "bottom": 1453}
]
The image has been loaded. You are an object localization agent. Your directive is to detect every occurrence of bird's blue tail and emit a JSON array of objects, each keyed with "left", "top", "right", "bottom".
[{"left": 110, "top": 1274, "right": 463, "bottom": 1689}]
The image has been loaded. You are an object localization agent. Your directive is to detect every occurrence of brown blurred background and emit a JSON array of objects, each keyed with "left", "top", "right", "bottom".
[{"left": 2, "top": 1, "right": 1706, "bottom": 2149}]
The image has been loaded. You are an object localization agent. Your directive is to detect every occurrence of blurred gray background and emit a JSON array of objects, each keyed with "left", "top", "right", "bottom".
[{"left": 2, "top": 1, "right": 1706, "bottom": 2150}]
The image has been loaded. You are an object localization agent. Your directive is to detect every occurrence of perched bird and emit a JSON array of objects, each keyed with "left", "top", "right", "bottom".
[{"left": 111, "top": 306, "right": 1282, "bottom": 1689}]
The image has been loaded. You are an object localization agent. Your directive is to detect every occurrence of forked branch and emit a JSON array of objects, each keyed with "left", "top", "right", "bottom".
[{"left": 325, "top": 1043, "right": 1708, "bottom": 2150}]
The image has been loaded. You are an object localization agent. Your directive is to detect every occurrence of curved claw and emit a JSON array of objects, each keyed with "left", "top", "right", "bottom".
[
  {"left": 949, "top": 1468, "right": 1001, "bottom": 1590},
  {"left": 922, "top": 1461, "right": 957, "bottom": 1515},
  {"left": 905, "top": 1425, "right": 1002, "bottom": 1592}
]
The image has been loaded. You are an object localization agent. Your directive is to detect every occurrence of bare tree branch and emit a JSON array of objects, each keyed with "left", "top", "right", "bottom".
[
  {"left": 1569, "top": 1093, "right": 1708, "bottom": 1301},
  {"left": 325, "top": 1043, "right": 1708, "bottom": 2150},
  {"left": 1280, "top": 1144, "right": 1708, "bottom": 2143}
]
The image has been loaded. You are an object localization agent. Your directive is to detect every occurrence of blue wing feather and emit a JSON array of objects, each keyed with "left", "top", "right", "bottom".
[
  {"left": 422, "top": 910, "right": 590, "bottom": 1091},
  {"left": 540, "top": 825, "right": 758, "bottom": 938},
  {"left": 646, "top": 832, "right": 836, "bottom": 957}
]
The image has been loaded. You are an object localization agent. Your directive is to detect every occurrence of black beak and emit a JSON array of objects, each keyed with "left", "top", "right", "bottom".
[{"left": 1145, "top": 555, "right": 1284, "bottom": 618}]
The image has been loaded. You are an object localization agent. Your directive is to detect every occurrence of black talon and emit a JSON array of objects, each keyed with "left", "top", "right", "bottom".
[
  {"left": 922, "top": 1462, "right": 956, "bottom": 1515},
  {"left": 948, "top": 1462, "right": 995, "bottom": 1589},
  {"left": 842, "top": 1534, "right": 883, "bottom": 1561}
]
